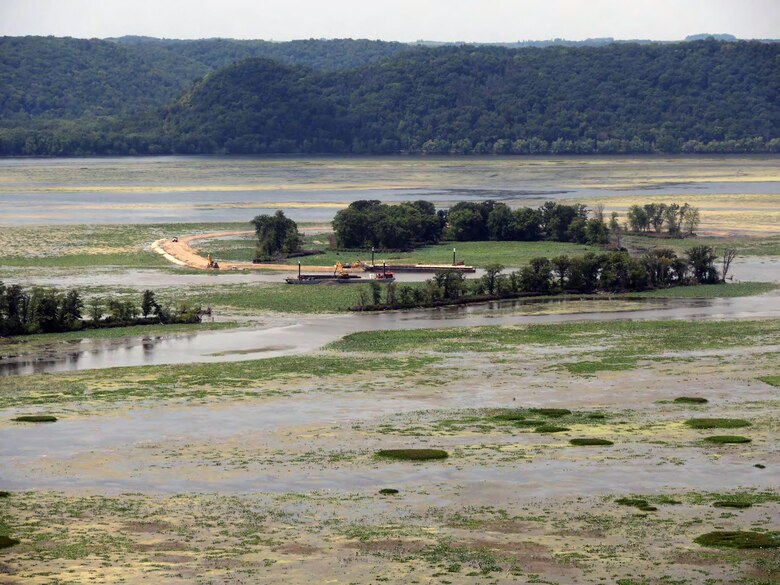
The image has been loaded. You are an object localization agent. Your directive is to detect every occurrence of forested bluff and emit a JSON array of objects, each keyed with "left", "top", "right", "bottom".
[{"left": 1, "top": 36, "right": 777, "bottom": 156}]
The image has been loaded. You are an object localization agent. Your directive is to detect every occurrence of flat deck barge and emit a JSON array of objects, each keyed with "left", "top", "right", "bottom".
[{"left": 363, "top": 263, "right": 476, "bottom": 273}]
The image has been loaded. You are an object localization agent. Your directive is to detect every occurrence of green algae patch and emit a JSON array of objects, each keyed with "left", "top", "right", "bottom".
[
  {"left": 379, "top": 488, "right": 400, "bottom": 495},
  {"left": 491, "top": 412, "right": 528, "bottom": 422},
  {"left": 704, "top": 435, "right": 752, "bottom": 444},
  {"left": 530, "top": 408, "right": 572, "bottom": 418},
  {"left": 685, "top": 418, "right": 751, "bottom": 429},
  {"left": 13, "top": 414, "right": 57, "bottom": 423},
  {"left": 0, "top": 535, "right": 19, "bottom": 550},
  {"left": 614, "top": 498, "right": 657, "bottom": 512},
  {"left": 376, "top": 449, "right": 449, "bottom": 461},
  {"left": 713, "top": 501, "right": 753, "bottom": 509},
  {"left": 511, "top": 420, "right": 545, "bottom": 428},
  {"left": 534, "top": 425, "right": 570, "bottom": 433},
  {"left": 674, "top": 397, "right": 708, "bottom": 404},
  {"left": 694, "top": 531, "right": 780, "bottom": 549},
  {"left": 569, "top": 438, "right": 614, "bottom": 446}
]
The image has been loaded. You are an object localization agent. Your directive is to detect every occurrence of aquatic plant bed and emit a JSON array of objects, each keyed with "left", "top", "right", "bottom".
[
  {"left": 376, "top": 449, "right": 449, "bottom": 461},
  {"left": 703, "top": 435, "right": 752, "bottom": 444},
  {"left": 12, "top": 415, "right": 57, "bottom": 423},
  {"left": 569, "top": 438, "right": 614, "bottom": 446},
  {"left": 694, "top": 531, "right": 780, "bottom": 549},
  {"left": 685, "top": 418, "right": 751, "bottom": 429}
]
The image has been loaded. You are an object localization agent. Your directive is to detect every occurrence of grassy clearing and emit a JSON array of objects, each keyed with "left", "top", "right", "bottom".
[
  {"left": 201, "top": 237, "right": 599, "bottom": 268},
  {"left": 0, "top": 354, "right": 434, "bottom": 409}
]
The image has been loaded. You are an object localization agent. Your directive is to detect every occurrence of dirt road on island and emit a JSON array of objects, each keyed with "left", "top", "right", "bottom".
[{"left": 152, "top": 227, "right": 342, "bottom": 272}]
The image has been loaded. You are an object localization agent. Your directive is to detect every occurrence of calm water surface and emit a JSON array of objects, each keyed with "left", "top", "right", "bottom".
[{"left": 1, "top": 155, "right": 778, "bottom": 224}]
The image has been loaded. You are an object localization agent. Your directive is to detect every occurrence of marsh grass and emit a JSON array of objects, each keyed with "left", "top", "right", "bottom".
[
  {"left": 330, "top": 320, "right": 780, "bottom": 361},
  {"left": 685, "top": 418, "right": 751, "bottom": 429},
  {"left": 570, "top": 438, "right": 614, "bottom": 446},
  {"left": 13, "top": 415, "right": 57, "bottom": 423},
  {"left": 694, "top": 531, "right": 779, "bottom": 549},
  {"left": 534, "top": 425, "right": 570, "bottom": 433},
  {"left": 712, "top": 501, "right": 753, "bottom": 509},
  {"left": 376, "top": 449, "right": 448, "bottom": 461},
  {"left": 0, "top": 355, "right": 434, "bottom": 409},
  {"left": 529, "top": 408, "right": 572, "bottom": 417},
  {"left": 630, "top": 282, "right": 777, "bottom": 299},
  {"left": 175, "top": 282, "right": 379, "bottom": 313},
  {"left": 703, "top": 435, "right": 752, "bottom": 444},
  {"left": 674, "top": 397, "right": 709, "bottom": 404}
]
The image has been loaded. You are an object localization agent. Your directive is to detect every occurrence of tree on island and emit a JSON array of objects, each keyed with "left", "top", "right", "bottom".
[{"left": 252, "top": 210, "right": 301, "bottom": 261}]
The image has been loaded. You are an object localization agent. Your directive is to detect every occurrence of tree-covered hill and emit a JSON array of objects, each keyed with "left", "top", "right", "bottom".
[
  {"left": 0, "top": 36, "right": 409, "bottom": 122},
  {"left": 0, "top": 36, "right": 208, "bottom": 120},
  {"left": 110, "top": 36, "right": 411, "bottom": 72},
  {"left": 164, "top": 41, "right": 779, "bottom": 155},
  {"left": 0, "top": 39, "right": 777, "bottom": 155}
]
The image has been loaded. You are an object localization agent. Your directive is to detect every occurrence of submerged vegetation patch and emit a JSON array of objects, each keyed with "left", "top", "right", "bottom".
[
  {"left": 703, "top": 435, "right": 752, "bottom": 444},
  {"left": 694, "top": 531, "right": 780, "bottom": 549},
  {"left": 13, "top": 414, "right": 57, "bottom": 423},
  {"left": 0, "top": 535, "right": 19, "bottom": 550},
  {"left": 569, "top": 438, "right": 614, "bottom": 446},
  {"left": 376, "top": 449, "right": 449, "bottom": 461},
  {"left": 685, "top": 418, "right": 751, "bottom": 429},
  {"left": 534, "top": 425, "right": 570, "bottom": 433},
  {"left": 674, "top": 396, "right": 708, "bottom": 404},
  {"left": 614, "top": 498, "right": 657, "bottom": 511},
  {"left": 712, "top": 501, "right": 753, "bottom": 509},
  {"left": 529, "top": 408, "right": 571, "bottom": 418}
]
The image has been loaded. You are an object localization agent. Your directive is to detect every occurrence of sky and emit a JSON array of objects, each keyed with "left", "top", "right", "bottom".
[{"left": 0, "top": 0, "right": 777, "bottom": 42}]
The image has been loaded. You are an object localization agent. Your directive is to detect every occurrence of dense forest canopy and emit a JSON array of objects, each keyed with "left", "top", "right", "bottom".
[{"left": 0, "top": 38, "right": 777, "bottom": 156}]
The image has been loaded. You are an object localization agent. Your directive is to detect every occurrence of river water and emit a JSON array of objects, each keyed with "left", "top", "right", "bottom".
[
  {"left": 1, "top": 155, "right": 778, "bottom": 224},
  {"left": 3, "top": 292, "right": 779, "bottom": 376}
]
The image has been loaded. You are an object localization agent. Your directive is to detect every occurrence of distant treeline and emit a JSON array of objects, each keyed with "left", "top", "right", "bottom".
[
  {"left": 332, "top": 200, "right": 700, "bottom": 250},
  {"left": 0, "top": 40, "right": 777, "bottom": 156},
  {"left": 0, "top": 285, "right": 200, "bottom": 336},
  {"left": 355, "top": 245, "right": 726, "bottom": 310}
]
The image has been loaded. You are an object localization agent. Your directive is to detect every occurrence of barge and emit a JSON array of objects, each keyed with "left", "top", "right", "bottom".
[
  {"left": 362, "top": 262, "right": 476, "bottom": 273},
  {"left": 285, "top": 272, "right": 395, "bottom": 285},
  {"left": 285, "top": 262, "right": 395, "bottom": 284}
]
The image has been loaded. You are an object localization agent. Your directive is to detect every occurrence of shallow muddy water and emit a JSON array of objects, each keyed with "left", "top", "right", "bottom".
[
  {"left": 2, "top": 292, "right": 779, "bottom": 376},
  {"left": 1, "top": 155, "right": 777, "bottom": 224},
  {"left": 2, "top": 387, "right": 777, "bottom": 495}
]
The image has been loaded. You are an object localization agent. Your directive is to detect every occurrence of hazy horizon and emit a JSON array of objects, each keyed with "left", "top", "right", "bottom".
[{"left": 0, "top": 0, "right": 777, "bottom": 42}]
